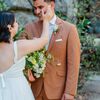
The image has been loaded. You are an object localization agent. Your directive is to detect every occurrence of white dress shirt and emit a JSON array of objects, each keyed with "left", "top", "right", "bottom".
[{"left": 45, "top": 15, "right": 57, "bottom": 50}]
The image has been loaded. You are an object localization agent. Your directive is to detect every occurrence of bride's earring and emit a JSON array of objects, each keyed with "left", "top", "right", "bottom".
[{"left": 7, "top": 25, "right": 12, "bottom": 32}]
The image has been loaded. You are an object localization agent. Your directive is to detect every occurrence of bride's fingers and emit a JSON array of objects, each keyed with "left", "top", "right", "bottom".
[
  {"left": 42, "top": 5, "right": 52, "bottom": 21},
  {"left": 46, "top": 5, "right": 51, "bottom": 15},
  {"left": 41, "top": 9, "right": 44, "bottom": 17}
]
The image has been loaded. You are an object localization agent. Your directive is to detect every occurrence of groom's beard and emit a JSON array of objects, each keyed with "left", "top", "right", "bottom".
[
  {"left": 35, "top": 12, "right": 43, "bottom": 21},
  {"left": 35, "top": 9, "right": 48, "bottom": 21}
]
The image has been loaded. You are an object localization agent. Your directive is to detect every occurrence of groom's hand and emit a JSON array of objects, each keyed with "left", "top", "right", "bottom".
[{"left": 61, "top": 93, "right": 74, "bottom": 100}]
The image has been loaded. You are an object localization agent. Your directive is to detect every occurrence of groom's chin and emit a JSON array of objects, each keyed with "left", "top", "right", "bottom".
[{"left": 39, "top": 17, "right": 43, "bottom": 21}]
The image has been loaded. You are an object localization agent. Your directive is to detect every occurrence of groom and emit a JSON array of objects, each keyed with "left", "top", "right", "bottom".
[{"left": 20, "top": 0, "right": 80, "bottom": 100}]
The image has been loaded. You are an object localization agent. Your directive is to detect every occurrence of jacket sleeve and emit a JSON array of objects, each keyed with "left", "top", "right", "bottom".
[{"left": 65, "top": 25, "right": 81, "bottom": 96}]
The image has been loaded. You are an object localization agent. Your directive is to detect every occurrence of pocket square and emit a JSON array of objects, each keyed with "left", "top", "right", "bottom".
[{"left": 55, "top": 39, "right": 63, "bottom": 42}]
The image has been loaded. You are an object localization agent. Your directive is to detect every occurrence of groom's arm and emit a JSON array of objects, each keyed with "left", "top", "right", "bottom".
[
  {"left": 64, "top": 25, "right": 80, "bottom": 99},
  {"left": 19, "top": 23, "right": 35, "bottom": 40}
]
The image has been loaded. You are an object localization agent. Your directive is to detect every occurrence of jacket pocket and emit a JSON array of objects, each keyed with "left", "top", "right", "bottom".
[{"left": 56, "top": 70, "right": 65, "bottom": 77}]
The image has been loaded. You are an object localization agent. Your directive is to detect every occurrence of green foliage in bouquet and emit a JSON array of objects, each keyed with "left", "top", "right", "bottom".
[{"left": 25, "top": 48, "right": 47, "bottom": 78}]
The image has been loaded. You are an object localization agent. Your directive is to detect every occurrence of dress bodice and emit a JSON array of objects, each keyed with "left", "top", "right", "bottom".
[
  {"left": 0, "top": 42, "right": 25, "bottom": 88},
  {"left": 0, "top": 42, "right": 35, "bottom": 100}
]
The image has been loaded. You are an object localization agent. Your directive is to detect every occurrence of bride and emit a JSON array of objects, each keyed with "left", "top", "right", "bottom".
[{"left": 0, "top": 6, "right": 53, "bottom": 100}]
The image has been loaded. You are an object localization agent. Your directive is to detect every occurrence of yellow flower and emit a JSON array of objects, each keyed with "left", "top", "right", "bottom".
[{"left": 27, "top": 56, "right": 37, "bottom": 65}]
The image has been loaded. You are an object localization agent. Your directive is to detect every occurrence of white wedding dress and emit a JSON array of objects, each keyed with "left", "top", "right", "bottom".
[{"left": 0, "top": 42, "right": 35, "bottom": 100}]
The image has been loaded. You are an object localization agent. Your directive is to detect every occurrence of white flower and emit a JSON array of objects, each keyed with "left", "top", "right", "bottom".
[
  {"left": 39, "top": 53, "right": 44, "bottom": 61},
  {"left": 34, "top": 73, "right": 40, "bottom": 78},
  {"left": 34, "top": 64, "right": 39, "bottom": 69},
  {"left": 38, "top": 68, "right": 43, "bottom": 74},
  {"left": 53, "top": 24, "right": 59, "bottom": 35},
  {"left": 26, "top": 48, "right": 47, "bottom": 78},
  {"left": 41, "top": 64, "right": 46, "bottom": 71},
  {"left": 41, "top": 66, "right": 45, "bottom": 71}
]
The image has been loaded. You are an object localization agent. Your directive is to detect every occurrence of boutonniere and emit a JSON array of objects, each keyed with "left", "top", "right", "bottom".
[{"left": 53, "top": 24, "right": 59, "bottom": 35}]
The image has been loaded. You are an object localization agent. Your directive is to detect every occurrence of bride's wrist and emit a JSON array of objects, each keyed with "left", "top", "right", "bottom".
[{"left": 43, "top": 20, "right": 49, "bottom": 24}]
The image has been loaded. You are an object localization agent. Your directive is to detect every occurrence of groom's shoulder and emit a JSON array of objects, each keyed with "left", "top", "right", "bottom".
[
  {"left": 25, "top": 19, "right": 40, "bottom": 29},
  {"left": 64, "top": 20, "right": 76, "bottom": 28},
  {"left": 58, "top": 17, "right": 76, "bottom": 27},
  {"left": 60, "top": 19, "right": 76, "bottom": 32}
]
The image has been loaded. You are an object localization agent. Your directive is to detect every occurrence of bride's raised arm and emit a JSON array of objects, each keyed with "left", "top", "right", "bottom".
[{"left": 18, "top": 6, "right": 53, "bottom": 58}]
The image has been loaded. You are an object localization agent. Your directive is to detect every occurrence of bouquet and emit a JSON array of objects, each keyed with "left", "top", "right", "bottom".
[{"left": 25, "top": 48, "right": 47, "bottom": 78}]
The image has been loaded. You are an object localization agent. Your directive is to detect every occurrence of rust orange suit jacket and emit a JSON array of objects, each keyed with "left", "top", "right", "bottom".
[{"left": 20, "top": 17, "right": 81, "bottom": 99}]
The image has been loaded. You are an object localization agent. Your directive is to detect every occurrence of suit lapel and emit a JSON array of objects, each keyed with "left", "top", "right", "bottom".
[
  {"left": 47, "top": 32, "right": 55, "bottom": 52},
  {"left": 47, "top": 17, "right": 63, "bottom": 52},
  {"left": 36, "top": 17, "right": 63, "bottom": 53}
]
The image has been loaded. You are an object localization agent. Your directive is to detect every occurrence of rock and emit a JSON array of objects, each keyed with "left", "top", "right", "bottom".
[
  {"left": 3, "top": 0, "right": 99, "bottom": 33},
  {"left": 94, "top": 38, "right": 100, "bottom": 46},
  {"left": 81, "top": 74, "right": 100, "bottom": 100},
  {"left": 55, "top": 0, "right": 77, "bottom": 22},
  {"left": 3, "top": 0, "right": 78, "bottom": 26},
  {"left": 88, "top": 93, "right": 100, "bottom": 100},
  {"left": 15, "top": 12, "right": 36, "bottom": 27},
  {"left": 5, "top": 0, "right": 32, "bottom": 10},
  {"left": 83, "top": 80, "right": 100, "bottom": 93}
]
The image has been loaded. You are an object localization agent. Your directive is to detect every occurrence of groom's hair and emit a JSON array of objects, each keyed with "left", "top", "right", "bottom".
[
  {"left": 33, "top": 0, "right": 55, "bottom": 3},
  {"left": 44, "top": 0, "right": 55, "bottom": 2}
]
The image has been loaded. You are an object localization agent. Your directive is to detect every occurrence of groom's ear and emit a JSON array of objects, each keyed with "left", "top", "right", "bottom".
[{"left": 50, "top": 1, "right": 55, "bottom": 9}]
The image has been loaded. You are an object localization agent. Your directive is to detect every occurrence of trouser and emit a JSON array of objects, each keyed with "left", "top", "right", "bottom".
[{"left": 36, "top": 88, "right": 60, "bottom": 100}]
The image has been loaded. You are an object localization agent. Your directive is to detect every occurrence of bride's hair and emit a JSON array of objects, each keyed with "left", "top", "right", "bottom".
[{"left": 0, "top": 11, "right": 15, "bottom": 43}]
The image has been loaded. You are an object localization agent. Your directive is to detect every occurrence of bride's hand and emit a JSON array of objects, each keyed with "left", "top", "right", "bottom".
[{"left": 42, "top": 5, "right": 53, "bottom": 22}]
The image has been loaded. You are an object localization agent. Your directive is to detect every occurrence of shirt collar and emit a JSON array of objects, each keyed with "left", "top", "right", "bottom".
[{"left": 49, "top": 14, "right": 56, "bottom": 25}]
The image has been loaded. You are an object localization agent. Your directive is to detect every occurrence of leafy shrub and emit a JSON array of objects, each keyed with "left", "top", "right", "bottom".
[{"left": 0, "top": 0, "right": 8, "bottom": 11}]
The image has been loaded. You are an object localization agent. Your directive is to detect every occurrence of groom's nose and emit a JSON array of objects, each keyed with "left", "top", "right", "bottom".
[{"left": 35, "top": 8, "right": 41, "bottom": 15}]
